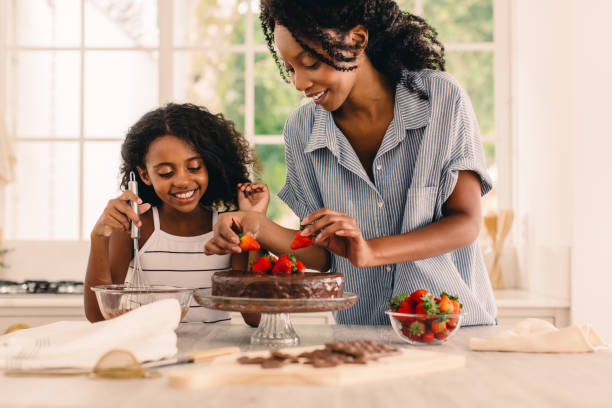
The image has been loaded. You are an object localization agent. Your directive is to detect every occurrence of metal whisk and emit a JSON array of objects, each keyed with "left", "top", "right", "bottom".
[{"left": 127, "top": 171, "right": 149, "bottom": 289}]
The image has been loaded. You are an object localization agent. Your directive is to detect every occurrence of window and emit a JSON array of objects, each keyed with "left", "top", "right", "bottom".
[{"left": 2, "top": 0, "right": 510, "bottom": 243}]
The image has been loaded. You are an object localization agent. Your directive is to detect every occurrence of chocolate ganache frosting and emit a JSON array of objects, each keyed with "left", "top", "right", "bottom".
[{"left": 211, "top": 270, "right": 345, "bottom": 299}]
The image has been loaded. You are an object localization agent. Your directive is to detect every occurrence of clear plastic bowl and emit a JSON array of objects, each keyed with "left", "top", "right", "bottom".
[
  {"left": 385, "top": 311, "right": 464, "bottom": 345},
  {"left": 91, "top": 284, "right": 193, "bottom": 320}
]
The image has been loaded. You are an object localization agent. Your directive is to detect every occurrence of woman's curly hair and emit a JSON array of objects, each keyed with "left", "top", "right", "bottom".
[
  {"left": 119, "top": 103, "right": 254, "bottom": 211},
  {"left": 260, "top": 0, "right": 445, "bottom": 99}
]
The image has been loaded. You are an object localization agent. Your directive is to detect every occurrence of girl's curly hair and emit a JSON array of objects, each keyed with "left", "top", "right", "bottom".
[
  {"left": 119, "top": 103, "right": 254, "bottom": 211},
  {"left": 260, "top": 0, "right": 445, "bottom": 99}
]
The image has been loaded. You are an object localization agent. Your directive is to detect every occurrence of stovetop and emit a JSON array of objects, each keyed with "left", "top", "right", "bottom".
[{"left": 0, "top": 280, "right": 84, "bottom": 295}]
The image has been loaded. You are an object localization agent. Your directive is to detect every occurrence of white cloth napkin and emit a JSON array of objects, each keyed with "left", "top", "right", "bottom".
[
  {"left": 0, "top": 113, "right": 16, "bottom": 187},
  {"left": 0, "top": 298, "right": 181, "bottom": 370},
  {"left": 470, "top": 318, "right": 610, "bottom": 353}
]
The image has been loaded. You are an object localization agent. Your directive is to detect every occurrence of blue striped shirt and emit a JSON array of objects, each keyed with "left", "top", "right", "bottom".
[{"left": 278, "top": 70, "right": 497, "bottom": 326}]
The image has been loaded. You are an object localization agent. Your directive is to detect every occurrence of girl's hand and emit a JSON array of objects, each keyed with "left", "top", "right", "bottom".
[
  {"left": 91, "top": 191, "right": 151, "bottom": 239},
  {"left": 301, "top": 209, "right": 374, "bottom": 268},
  {"left": 237, "top": 182, "right": 270, "bottom": 215},
  {"left": 204, "top": 211, "right": 263, "bottom": 255}
]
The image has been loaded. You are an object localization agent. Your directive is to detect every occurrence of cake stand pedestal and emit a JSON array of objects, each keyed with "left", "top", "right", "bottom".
[
  {"left": 251, "top": 313, "right": 299, "bottom": 346},
  {"left": 194, "top": 289, "right": 359, "bottom": 347}
]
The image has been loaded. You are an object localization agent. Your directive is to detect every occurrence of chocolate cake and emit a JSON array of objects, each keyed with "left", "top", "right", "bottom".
[{"left": 211, "top": 270, "right": 345, "bottom": 299}]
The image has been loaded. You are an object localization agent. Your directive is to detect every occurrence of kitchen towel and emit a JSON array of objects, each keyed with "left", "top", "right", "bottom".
[
  {"left": 0, "top": 113, "right": 16, "bottom": 187},
  {"left": 0, "top": 298, "right": 181, "bottom": 370},
  {"left": 470, "top": 318, "right": 610, "bottom": 353}
]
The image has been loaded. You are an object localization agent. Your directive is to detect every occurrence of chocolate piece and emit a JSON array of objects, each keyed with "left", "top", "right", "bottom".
[
  {"left": 236, "top": 340, "right": 400, "bottom": 369},
  {"left": 261, "top": 359, "right": 285, "bottom": 369},
  {"left": 212, "top": 270, "right": 345, "bottom": 299},
  {"left": 237, "top": 356, "right": 266, "bottom": 364}
]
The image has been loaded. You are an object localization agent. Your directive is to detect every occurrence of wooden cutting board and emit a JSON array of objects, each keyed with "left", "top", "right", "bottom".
[{"left": 168, "top": 346, "right": 465, "bottom": 388}]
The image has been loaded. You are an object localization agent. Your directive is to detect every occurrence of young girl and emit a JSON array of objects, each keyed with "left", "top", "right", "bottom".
[
  {"left": 84, "top": 103, "right": 267, "bottom": 325},
  {"left": 205, "top": 0, "right": 497, "bottom": 327}
]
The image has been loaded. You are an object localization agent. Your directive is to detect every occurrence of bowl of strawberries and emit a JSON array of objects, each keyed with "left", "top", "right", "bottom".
[{"left": 385, "top": 289, "right": 463, "bottom": 345}]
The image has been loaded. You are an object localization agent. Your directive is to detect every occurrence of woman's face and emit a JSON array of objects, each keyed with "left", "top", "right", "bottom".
[
  {"left": 273, "top": 24, "right": 359, "bottom": 112},
  {"left": 138, "top": 134, "right": 208, "bottom": 213}
]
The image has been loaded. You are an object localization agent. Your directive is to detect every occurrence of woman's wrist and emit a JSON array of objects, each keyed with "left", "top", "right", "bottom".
[{"left": 363, "top": 237, "right": 409, "bottom": 268}]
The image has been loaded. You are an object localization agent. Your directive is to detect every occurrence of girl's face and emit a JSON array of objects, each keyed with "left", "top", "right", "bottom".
[
  {"left": 138, "top": 135, "right": 208, "bottom": 213},
  {"left": 273, "top": 24, "right": 361, "bottom": 112}
]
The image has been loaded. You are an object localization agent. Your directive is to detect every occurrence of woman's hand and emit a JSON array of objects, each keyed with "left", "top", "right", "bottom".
[
  {"left": 237, "top": 182, "right": 270, "bottom": 215},
  {"left": 91, "top": 190, "right": 151, "bottom": 239},
  {"left": 204, "top": 211, "right": 263, "bottom": 255},
  {"left": 301, "top": 209, "right": 375, "bottom": 268}
]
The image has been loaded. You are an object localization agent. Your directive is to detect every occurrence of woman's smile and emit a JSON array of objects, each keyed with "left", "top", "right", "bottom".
[{"left": 309, "top": 89, "right": 329, "bottom": 104}]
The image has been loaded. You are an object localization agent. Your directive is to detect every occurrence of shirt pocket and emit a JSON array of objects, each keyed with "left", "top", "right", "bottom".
[{"left": 401, "top": 186, "right": 438, "bottom": 233}]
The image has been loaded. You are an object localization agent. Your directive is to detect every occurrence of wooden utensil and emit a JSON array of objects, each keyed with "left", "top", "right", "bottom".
[
  {"left": 484, "top": 214, "right": 498, "bottom": 247},
  {"left": 488, "top": 210, "right": 514, "bottom": 289}
]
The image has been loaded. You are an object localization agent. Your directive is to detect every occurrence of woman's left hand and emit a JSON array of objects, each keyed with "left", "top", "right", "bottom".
[
  {"left": 301, "top": 208, "right": 374, "bottom": 268},
  {"left": 237, "top": 182, "right": 270, "bottom": 214}
]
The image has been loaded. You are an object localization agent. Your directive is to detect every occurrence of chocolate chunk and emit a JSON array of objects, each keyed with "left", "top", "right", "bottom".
[
  {"left": 261, "top": 359, "right": 286, "bottom": 369},
  {"left": 236, "top": 340, "right": 400, "bottom": 369},
  {"left": 237, "top": 356, "right": 266, "bottom": 364}
]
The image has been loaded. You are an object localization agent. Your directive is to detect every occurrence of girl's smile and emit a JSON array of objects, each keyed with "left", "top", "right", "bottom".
[
  {"left": 170, "top": 187, "right": 199, "bottom": 204},
  {"left": 138, "top": 134, "right": 209, "bottom": 213}
]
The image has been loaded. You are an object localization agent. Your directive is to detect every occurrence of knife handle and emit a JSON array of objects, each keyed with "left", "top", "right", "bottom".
[{"left": 185, "top": 346, "right": 240, "bottom": 363}]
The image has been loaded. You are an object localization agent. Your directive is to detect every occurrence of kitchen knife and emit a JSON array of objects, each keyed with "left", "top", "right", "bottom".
[{"left": 142, "top": 346, "right": 240, "bottom": 369}]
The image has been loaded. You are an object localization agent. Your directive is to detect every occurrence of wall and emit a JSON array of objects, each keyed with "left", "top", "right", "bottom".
[
  {"left": 569, "top": 0, "right": 612, "bottom": 342},
  {"left": 513, "top": 0, "right": 572, "bottom": 299},
  {"left": 514, "top": 0, "right": 612, "bottom": 341},
  {"left": 0, "top": 241, "right": 90, "bottom": 282}
]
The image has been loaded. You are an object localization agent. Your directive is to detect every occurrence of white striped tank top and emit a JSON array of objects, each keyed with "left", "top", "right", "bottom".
[{"left": 126, "top": 206, "right": 231, "bottom": 323}]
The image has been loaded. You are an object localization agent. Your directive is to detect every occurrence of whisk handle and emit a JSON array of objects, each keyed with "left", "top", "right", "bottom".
[{"left": 128, "top": 172, "right": 140, "bottom": 239}]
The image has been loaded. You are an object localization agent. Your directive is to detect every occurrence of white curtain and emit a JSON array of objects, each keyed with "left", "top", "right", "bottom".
[{"left": 0, "top": 113, "right": 15, "bottom": 187}]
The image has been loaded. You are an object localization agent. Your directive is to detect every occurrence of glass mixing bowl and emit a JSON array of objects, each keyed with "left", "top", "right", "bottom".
[
  {"left": 386, "top": 311, "right": 464, "bottom": 345},
  {"left": 91, "top": 284, "right": 193, "bottom": 320}
]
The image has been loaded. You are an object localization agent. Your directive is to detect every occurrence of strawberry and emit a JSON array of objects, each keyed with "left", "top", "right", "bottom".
[
  {"left": 271, "top": 257, "right": 293, "bottom": 274},
  {"left": 395, "top": 303, "right": 415, "bottom": 324},
  {"left": 451, "top": 299, "right": 462, "bottom": 314},
  {"left": 290, "top": 229, "right": 313, "bottom": 250},
  {"left": 251, "top": 256, "right": 273, "bottom": 274},
  {"left": 398, "top": 302, "right": 414, "bottom": 314},
  {"left": 277, "top": 254, "right": 292, "bottom": 263},
  {"left": 438, "top": 294, "right": 454, "bottom": 313},
  {"left": 238, "top": 233, "right": 260, "bottom": 251},
  {"left": 435, "top": 328, "right": 450, "bottom": 340},
  {"left": 295, "top": 260, "right": 306, "bottom": 272},
  {"left": 406, "top": 320, "right": 426, "bottom": 339},
  {"left": 414, "top": 293, "right": 439, "bottom": 319},
  {"left": 430, "top": 319, "right": 447, "bottom": 334},
  {"left": 422, "top": 332, "right": 435, "bottom": 343},
  {"left": 409, "top": 289, "right": 429, "bottom": 304},
  {"left": 441, "top": 292, "right": 462, "bottom": 313},
  {"left": 390, "top": 293, "right": 411, "bottom": 312},
  {"left": 414, "top": 302, "right": 428, "bottom": 320}
]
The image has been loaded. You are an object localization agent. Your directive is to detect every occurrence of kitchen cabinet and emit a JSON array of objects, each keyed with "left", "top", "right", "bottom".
[
  {"left": 0, "top": 295, "right": 84, "bottom": 332},
  {"left": 494, "top": 289, "right": 570, "bottom": 327}
]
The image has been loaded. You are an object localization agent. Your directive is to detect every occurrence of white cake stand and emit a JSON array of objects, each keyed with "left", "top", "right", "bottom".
[{"left": 194, "top": 289, "right": 359, "bottom": 346}]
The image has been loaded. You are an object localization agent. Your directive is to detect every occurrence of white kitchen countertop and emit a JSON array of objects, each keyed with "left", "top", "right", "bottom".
[{"left": 0, "top": 323, "right": 609, "bottom": 407}]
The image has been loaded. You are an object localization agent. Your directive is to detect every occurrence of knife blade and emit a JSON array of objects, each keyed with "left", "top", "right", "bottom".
[{"left": 142, "top": 346, "right": 240, "bottom": 369}]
